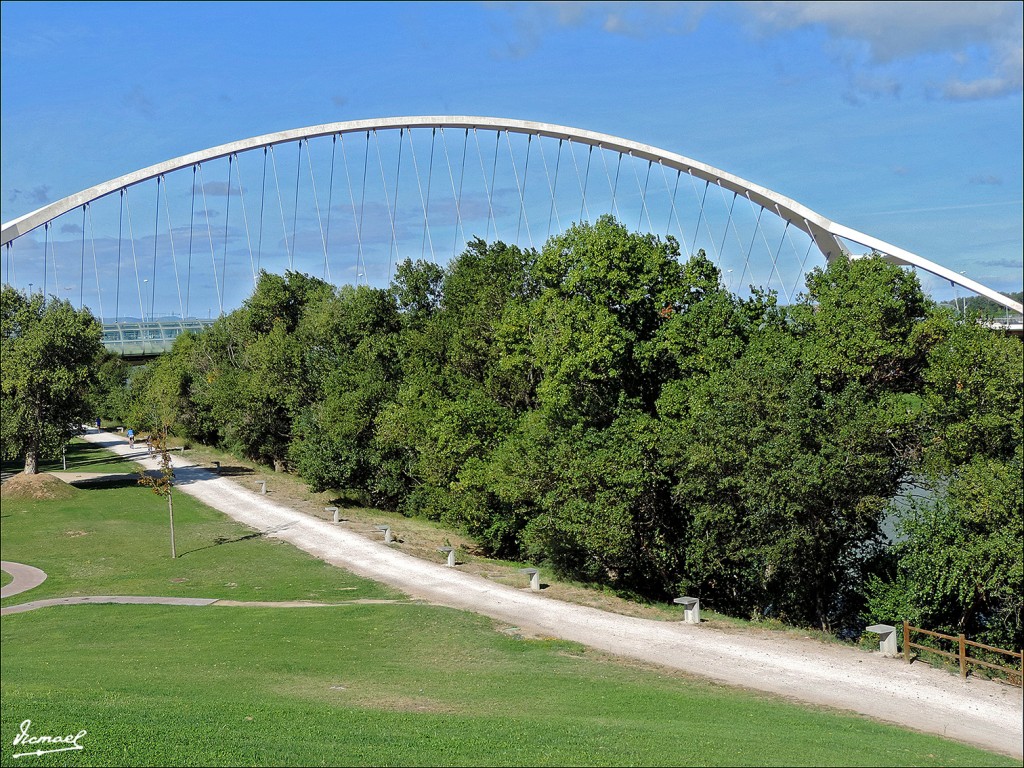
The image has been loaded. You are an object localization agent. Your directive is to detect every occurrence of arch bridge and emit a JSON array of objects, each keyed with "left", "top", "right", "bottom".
[{"left": 3, "top": 116, "right": 1021, "bottom": 347}]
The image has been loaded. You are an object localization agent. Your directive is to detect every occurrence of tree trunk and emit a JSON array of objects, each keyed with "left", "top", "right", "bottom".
[
  {"left": 24, "top": 435, "right": 39, "bottom": 475},
  {"left": 168, "top": 490, "right": 176, "bottom": 559}
]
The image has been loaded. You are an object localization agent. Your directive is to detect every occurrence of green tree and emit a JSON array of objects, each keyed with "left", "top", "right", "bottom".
[
  {"left": 137, "top": 428, "right": 179, "bottom": 558},
  {"left": 1, "top": 287, "right": 103, "bottom": 473},
  {"left": 866, "top": 309, "right": 1023, "bottom": 649},
  {"left": 866, "top": 451, "right": 1023, "bottom": 650},
  {"left": 90, "top": 350, "right": 132, "bottom": 424},
  {"left": 289, "top": 285, "right": 403, "bottom": 498}
]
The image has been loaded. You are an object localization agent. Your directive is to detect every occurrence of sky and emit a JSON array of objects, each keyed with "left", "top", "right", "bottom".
[{"left": 2, "top": 0, "right": 1022, "bottom": 311}]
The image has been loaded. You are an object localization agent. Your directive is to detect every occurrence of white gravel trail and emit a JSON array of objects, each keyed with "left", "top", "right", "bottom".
[{"left": 74, "top": 430, "right": 1023, "bottom": 758}]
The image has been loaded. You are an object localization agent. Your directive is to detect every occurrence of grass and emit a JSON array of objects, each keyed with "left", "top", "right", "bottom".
[
  {"left": 1, "top": 468, "right": 1017, "bottom": 766},
  {"left": 3, "top": 603, "right": 1015, "bottom": 767},
  {"left": 0, "top": 483, "right": 399, "bottom": 606},
  {"left": 1, "top": 437, "right": 142, "bottom": 477}
]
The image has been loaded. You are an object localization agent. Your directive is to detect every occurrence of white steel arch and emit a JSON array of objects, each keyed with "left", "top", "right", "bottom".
[{"left": 2, "top": 116, "right": 1021, "bottom": 314}]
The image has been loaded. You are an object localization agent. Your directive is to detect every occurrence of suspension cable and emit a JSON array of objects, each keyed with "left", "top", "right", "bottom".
[
  {"left": 339, "top": 133, "right": 366, "bottom": 284},
  {"left": 187, "top": 166, "right": 196, "bottom": 316},
  {"left": 541, "top": 138, "right": 563, "bottom": 238},
  {"left": 291, "top": 140, "right": 302, "bottom": 269},
  {"left": 123, "top": 187, "right": 145, "bottom": 321},
  {"left": 232, "top": 153, "right": 257, "bottom": 289},
  {"left": 325, "top": 135, "right": 339, "bottom": 280},
  {"left": 86, "top": 204, "right": 105, "bottom": 320},
  {"left": 304, "top": 139, "right": 331, "bottom": 281},
  {"left": 358, "top": 131, "right": 371, "bottom": 284},
  {"left": 485, "top": 129, "right": 501, "bottom": 241},
  {"left": 422, "top": 128, "right": 437, "bottom": 262},
  {"left": 450, "top": 128, "right": 469, "bottom": 259},
  {"left": 736, "top": 202, "right": 763, "bottom": 294},
  {"left": 116, "top": 190, "right": 123, "bottom": 319},
  {"left": 197, "top": 164, "right": 223, "bottom": 316},
  {"left": 506, "top": 130, "right": 533, "bottom": 250},
  {"left": 269, "top": 145, "right": 292, "bottom": 270},
  {"left": 374, "top": 128, "right": 400, "bottom": 281},
  {"left": 407, "top": 127, "right": 435, "bottom": 263},
  {"left": 42, "top": 221, "right": 48, "bottom": 300},
  {"left": 515, "top": 133, "right": 533, "bottom": 247},
  {"left": 221, "top": 155, "right": 233, "bottom": 312},
  {"left": 79, "top": 205, "right": 86, "bottom": 308},
  {"left": 151, "top": 177, "right": 162, "bottom": 321},
  {"left": 160, "top": 175, "right": 185, "bottom": 318},
  {"left": 662, "top": 167, "right": 689, "bottom": 254},
  {"left": 632, "top": 157, "right": 654, "bottom": 233},
  {"left": 257, "top": 148, "right": 267, "bottom": 274}
]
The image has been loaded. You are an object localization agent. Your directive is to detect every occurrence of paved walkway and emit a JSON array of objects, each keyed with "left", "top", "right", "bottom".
[
  {"left": 11, "top": 429, "right": 1022, "bottom": 758},
  {"left": 0, "top": 560, "right": 414, "bottom": 616},
  {"left": 1, "top": 560, "right": 47, "bottom": 598}
]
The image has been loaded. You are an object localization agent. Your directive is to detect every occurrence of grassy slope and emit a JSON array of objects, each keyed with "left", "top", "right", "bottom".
[{"left": 0, "top": 454, "right": 1015, "bottom": 766}]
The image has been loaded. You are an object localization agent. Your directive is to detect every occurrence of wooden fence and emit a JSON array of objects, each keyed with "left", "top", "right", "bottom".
[{"left": 902, "top": 620, "right": 1022, "bottom": 685}]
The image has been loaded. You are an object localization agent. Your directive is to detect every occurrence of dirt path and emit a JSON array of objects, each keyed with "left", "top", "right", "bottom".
[{"left": 72, "top": 431, "right": 1023, "bottom": 758}]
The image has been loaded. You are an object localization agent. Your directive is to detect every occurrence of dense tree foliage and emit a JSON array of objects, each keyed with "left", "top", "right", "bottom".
[
  {"left": 865, "top": 312, "right": 1023, "bottom": 650},
  {"left": 117, "top": 217, "right": 1021, "bottom": 642},
  {"left": 1, "top": 286, "right": 103, "bottom": 473}
]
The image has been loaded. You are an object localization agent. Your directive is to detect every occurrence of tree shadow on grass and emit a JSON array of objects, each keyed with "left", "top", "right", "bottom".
[
  {"left": 177, "top": 523, "right": 294, "bottom": 557},
  {"left": 73, "top": 477, "right": 147, "bottom": 491},
  {"left": 177, "top": 531, "right": 265, "bottom": 557}
]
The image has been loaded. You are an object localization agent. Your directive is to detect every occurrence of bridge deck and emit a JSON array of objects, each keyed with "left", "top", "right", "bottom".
[{"left": 102, "top": 319, "right": 215, "bottom": 357}]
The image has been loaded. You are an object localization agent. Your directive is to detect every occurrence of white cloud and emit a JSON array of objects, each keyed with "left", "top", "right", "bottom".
[
  {"left": 493, "top": 1, "right": 1023, "bottom": 100},
  {"left": 738, "top": 1, "right": 1023, "bottom": 100}
]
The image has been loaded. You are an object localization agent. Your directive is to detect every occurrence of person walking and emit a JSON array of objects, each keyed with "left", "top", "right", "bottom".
[{"left": 127, "top": 428, "right": 135, "bottom": 448}]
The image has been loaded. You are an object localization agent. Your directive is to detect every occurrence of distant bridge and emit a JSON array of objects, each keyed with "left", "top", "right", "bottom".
[
  {"left": 101, "top": 319, "right": 215, "bottom": 360},
  {"left": 3, "top": 116, "right": 1021, "bottom": 326}
]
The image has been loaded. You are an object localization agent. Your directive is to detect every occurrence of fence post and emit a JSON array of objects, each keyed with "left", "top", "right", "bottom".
[
  {"left": 959, "top": 634, "right": 967, "bottom": 679},
  {"left": 903, "top": 620, "right": 911, "bottom": 663}
]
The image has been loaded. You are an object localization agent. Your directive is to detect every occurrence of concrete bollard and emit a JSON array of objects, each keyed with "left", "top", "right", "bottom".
[
  {"left": 438, "top": 546, "right": 456, "bottom": 567},
  {"left": 865, "top": 624, "right": 898, "bottom": 657},
  {"left": 518, "top": 568, "right": 541, "bottom": 591},
  {"left": 255, "top": 480, "right": 267, "bottom": 495},
  {"left": 325, "top": 506, "right": 340, "bottom": 523},
  {"left": 674, "top": 596, "right": 701, "bottom": 624},
  {"left": 375, "top": 525, "right": 393, "bottom": 544}
]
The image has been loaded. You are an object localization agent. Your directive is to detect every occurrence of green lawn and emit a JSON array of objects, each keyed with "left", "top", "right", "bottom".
[
  {"left": 0, "top": 464, "right": 1016, "bottom": 766},
  {"left": 1, "top": 437, "right": 141, "bottom": 476},
  {"left": 0, "top": 484, "right": 398, "bottom": 605}
]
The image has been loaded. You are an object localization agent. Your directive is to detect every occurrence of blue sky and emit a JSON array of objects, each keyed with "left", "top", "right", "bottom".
[{"left": 2, "top": 0, "right": 1022, "bottom": 307}]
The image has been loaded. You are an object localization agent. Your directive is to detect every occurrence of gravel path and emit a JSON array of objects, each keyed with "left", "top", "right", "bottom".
[{"left": 66, "top": 431, "right": 1024, "bottom": 758}]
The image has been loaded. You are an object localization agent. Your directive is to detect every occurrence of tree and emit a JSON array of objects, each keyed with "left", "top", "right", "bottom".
[
  {"left": 90, "top": 350, "right": 132, "bottom": 424},
  {"left": 866, "top": 451, "right": 1023, "bottom": 650},
  {"left": 1, "top": 287, "right": 103, "bottom": 473},
  {"left": 865, "top": 309, "right": 1023, "bottom": 649},
  {"left": 138, "top": 428, "right": 178, "bottom": 558}
]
